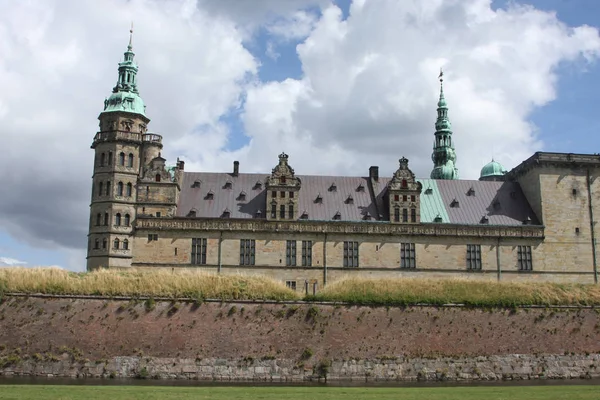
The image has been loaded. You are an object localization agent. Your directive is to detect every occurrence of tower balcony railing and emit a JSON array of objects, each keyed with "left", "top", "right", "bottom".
[{"left": 92, "top": 131, "right": 162, "bottom": 146}]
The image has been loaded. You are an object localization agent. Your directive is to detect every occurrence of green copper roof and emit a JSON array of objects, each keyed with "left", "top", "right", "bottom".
[
  {"left": 101, "top": 29, "right": 147, "bottom": 118},
  {"left": 417, "top": 179, "right": 450, "bottom": 223},
  {"left": 480, "top": 159, "right": 507, "bottom": 178}
]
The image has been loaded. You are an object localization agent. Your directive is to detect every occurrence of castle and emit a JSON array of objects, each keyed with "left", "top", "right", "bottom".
[{"left": 87, "top": 33, "right": 600, "bottom": 288}]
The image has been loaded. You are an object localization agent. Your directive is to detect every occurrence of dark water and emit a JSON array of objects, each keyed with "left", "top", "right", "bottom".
[{"left": 1, "top": 376, "right": 600, "bottom": 388}]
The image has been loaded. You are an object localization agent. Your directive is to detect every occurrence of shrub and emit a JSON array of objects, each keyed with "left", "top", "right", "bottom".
[{"left": 300, "top": 348, "right": 313, "bottom": 360}]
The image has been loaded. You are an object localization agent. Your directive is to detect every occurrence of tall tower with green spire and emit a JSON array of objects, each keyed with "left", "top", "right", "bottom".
[
  {"left": 430, "top": 70, "right": 459, "bottom": 180},
  {"left": 87, "top": 27, "right": 163, "bottom": 271}
]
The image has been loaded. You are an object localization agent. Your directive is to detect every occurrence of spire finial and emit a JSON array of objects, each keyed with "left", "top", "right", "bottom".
[
  {"left": 438, "top": 67, "right": 444, "bottom": 83},
  {"left": 128, "top": 22, "right": 134, "bottom": 51}
]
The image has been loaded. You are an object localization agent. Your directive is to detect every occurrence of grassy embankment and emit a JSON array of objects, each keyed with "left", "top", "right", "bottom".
[
  {"left": 0, "top": 385, "right": 598, "bottom": 400},
  {"left": 1, "top": 267, "right": 600, "bottom": 307}
]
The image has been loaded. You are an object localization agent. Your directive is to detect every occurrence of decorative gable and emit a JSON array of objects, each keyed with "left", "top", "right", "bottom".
[
  {"left": 387, "top": 157, "right": 422, "bottom": 224},
  {"left": 265, "top": 152, "right": 301, "bottom": 221}
]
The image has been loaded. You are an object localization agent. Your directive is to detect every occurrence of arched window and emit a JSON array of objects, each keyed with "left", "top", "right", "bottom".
[
  {"left": 104, "top": 212, "right": 109, "bottom": 226},
  {"left": 115, "top": 213, "right": 121, "bottom": 226},
  {"left": 155, "top": 174, "right": 161, "bottom": 182},
  {"left": 102, "top": 238, "right": 107, "bottom": 249},
  {"left": 94, "top": 239, "right": 99, "bottom": 249},
  {"left": 113, "top": 238, "right": 120, "bottom": 249},
  {"left": 126, "top": 183, "right": 132, "bottom": 197},
  {"left": 100, "top": 153, "right": 106, "bottom": 166},
  {"left": 98, "top": 182, "right": 103, "bottom": 196},
  {"left": 96, "top": 213, "right": 101, "bottom": 226},
  {"left": 123, "top": 239, "right": 129, "bottom": 250},
  {"left": 117, "top": 182, "right": 124, "bottom": 196},
  {"left": 106, "top": 181, "right": 111, "bottom": 196},
  {"left": 108, "top": 152, "right": 113, "bottom": 166},
  {"left": 128, "top": 153, "right": 134, "bottom": 168},
  {"left": 124, "top": 214, "right": 131, "bottom": 226},
  {"left": 119, "top": 152, "right": 125, "bottom": 166}
]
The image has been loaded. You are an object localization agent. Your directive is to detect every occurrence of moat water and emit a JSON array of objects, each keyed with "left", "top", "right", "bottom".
[{"left": 1, "top": 376, "right": 600, "bottom": 388}]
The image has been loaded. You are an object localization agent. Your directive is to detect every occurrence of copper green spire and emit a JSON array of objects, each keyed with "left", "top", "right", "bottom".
[
  {"left": 101, "top": 25, "right": 147, "bottom": 117},
  {"left": 430, "top": 68, "right": 459, "bottom": 180}
]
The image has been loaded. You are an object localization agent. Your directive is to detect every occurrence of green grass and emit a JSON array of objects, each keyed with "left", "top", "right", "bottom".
[{"left": 0, "top": 385, "right": 597, "bottom": 400}]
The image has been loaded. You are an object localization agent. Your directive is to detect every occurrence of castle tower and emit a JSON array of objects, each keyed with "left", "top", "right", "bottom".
[
  {"left": 87, "top": 28, "right": 160, "bottom": 270},
  {"left": 430, "top": 70, "right": 459, "bottom": 180},
  {"left": 266, "top": 153, "right": 301, "bottom": 221}
]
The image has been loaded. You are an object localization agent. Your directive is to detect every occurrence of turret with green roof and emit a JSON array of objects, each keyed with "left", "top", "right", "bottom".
[
  {"left": 430, "top": 70, "right": 459, "bottom": 180},
  {"left": 479, "top": 159, "right": 507, "bottom": 181}
]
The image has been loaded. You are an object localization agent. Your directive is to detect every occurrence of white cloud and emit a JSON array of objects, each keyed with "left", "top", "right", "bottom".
[
  {"left": 0, "top": 257, "right": 27, "bottom": 266},
  {"left": 0, "top": 0, "right": 599, "bottom": 270}
]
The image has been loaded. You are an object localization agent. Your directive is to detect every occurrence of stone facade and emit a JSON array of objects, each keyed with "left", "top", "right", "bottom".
[{"left": 87, "top": 42, "right": 600, "bottom": 287}]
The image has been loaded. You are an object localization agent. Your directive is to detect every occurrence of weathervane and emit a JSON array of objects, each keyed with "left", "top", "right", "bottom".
[{"left": 438, "top": 67, "right": 444, "bottom": 83}]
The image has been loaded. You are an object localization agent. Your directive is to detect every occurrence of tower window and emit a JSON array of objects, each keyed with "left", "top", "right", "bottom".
[
  {"left": 280, "top": 204, "right": 285, "bottom": 219},
  {"left": 280, "top": 191, "right": 285, "bottom": 198},
  {"left": 394, "top": 194, "right": 399, "bottom": 201},
  {"left": 96, "top": 213, "right": 101, "bottom": 226},
  {"left": 394, "top": 208, "right": 400, "bottom": 222},
  {"left": 94, "top": 239, "right": 99, "bottom": 249},
  {"left": 98, "top": 182, "right": 103, "bottom": 196},
  {"left": 115, "top": 213, "right": 121, "bottom": 226},
  {"left": 119, "top": 152, "right": 125, "bottom": 166},
  {"left": 128, "top": 153, "right": 134, "bottom": 168},
  {"left": 280, "top": 176, "right": 287, "bottom": 184},
  {"left": 108, "top": 152, "right": 113, "bottom": 166},
  {"left": 411, "top": 195, "right": 416, "bottom": 202},
  {"left": 402, "top": 208, "right": 408, "bottom": 223},
  {"left": 289, "top": 191, "right": 294, "bottom": 199},
  {"left": 123, "top": 239, "right": 129, "bottom": 250},
  {"left": 102, "top": 238, "right": 107, "bottom": 249},
  {"left": 100, "top": 153, "right": 106, "bottom": 167},
  {"left": 155, "top": 174, "right": 161, "bottom": 182},
  {"left": 113, "top": 238, "right": 120, "bottom": 250},
  {"left": 271, "top": 203, "right": 276, "bottom": 219},
  {"left": 124, "top": 214, "right": 130, "bottom": 226},
  {"left": 104, "top": 212, "right": 109, "bottom": 226},
  {"left": 411, "top": 208, "right": 417, "bottom": 223},
  {"left": 288, "top": 204, "right": 294, "bottom": 219},
  {"left": 126, "top": 183, "right": 132, "bottom": 197},
  {"left": 402, "top": 179, "right": 407, "bottom": 188},
  {"left": 117, "top": 182, "right": 124, "bottom": 196},
  {"left": 403, "top": 195, "right": 407, "bottom": 201},
  {"left": 106, "top": 181, "right": 111, "bottom": 196},
  {"left": 272, "top": 190, "right": 276, "bottom": 198}
]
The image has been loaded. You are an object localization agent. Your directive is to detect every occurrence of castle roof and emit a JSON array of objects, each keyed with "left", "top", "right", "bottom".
[
  {"left": 480, "top": 159, "right": 507, "bottom": 179},
  {"left": 177, "top": 171, "right": 538, "bottom": 226}
]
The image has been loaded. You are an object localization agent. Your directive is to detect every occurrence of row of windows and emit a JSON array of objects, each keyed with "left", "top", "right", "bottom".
[
  {"left": 94, "top": 181, "right": 134, "bottom": 198},
  {"left": 95, "top": 212, "right": 131, "bottom": 227},
  {"left": 92, "top": 237, "right": 129, "bottom": 250},
  {"left": 393, "top": 208, "right": 417, "bottom": 223},
  {"left": 271, "top": 204, "right": 295, "bottom": 219},
  {"left": 98, "top": 152, "right": 135, "bottom": 168},
  {"left": 393, "top": 194, "right": 416, "bottom": 202},
  {"left": 271, "top": 190, "right": 295, "bottom": 199}
]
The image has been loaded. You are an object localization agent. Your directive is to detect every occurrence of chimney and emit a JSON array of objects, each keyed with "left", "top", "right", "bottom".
[
  {"left": 177, "top": 160, "right": 185, "bottom": 170},
  {"left": 369, "top": 166, "right": 379, "bottom": 182},
  {"left": 233, "top": 161, "right": 239, "bottom": 176}
]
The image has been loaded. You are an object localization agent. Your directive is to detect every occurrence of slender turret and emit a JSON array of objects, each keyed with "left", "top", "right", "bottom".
[{"left": 430, "top": 69, "right": 459, "bottom": 180}]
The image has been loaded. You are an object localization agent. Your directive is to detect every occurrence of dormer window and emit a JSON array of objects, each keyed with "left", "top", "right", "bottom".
[
  {"left": 187, "top": 209, "right": 197, "bottom": 218},
  {"left": 300, "top": 211, "right": 309, "bottom": 220},
  {"left": 493, "top": 199, "right": 500, "bottom": 209},
  {"left": 401, "top": 179, "right": 407, "bottom": 188},
  {"left": 329, "top": 182, "right": 337, "bottom": 192},
  {"left": 467, "top": 187, "right": 475, "bottom": 196},
  {"left": 434, "top": 214, "right": 443, "bottom": 223},
  {"left": 480, "top": 215, "right": 489, "bottom": 224},
  {"left": 205, "top": 190, "right": 214, "bottom": 200},
  {"left": 254, "top": 181, "right": 263, "bottom": 190},
  {"left": 363, "top": 212, "right": 372, "bottom": 221},
  {"left": 345, "top": 195, "right": 354, "bottom": 204},
  {"left": 357, "top": 183, "right": 365, "bottom": 192},
  {"left": 523, "top": 216, "right": 532, "bottom": 225},
  {"left": 238, "top": 191, "right": 247, "bottom": 201},
  {"left": 424, "top": 187, "right": 433, "bottom": 195},
  {"left": 255, "top": 210, "right": 262, "bottom": 218},
  {"left": 192, "top": 180, "right": 201, "bottom": 188},
  {"left": 224, "top": 180, "right": 232, "bottom": 189},
  {"left": 333, "top": 211, "right": 341, "bottom": 220},
  {"left": 155, "top": 174, "right": 161, "bottom": 182},
  {"left": 315, "top": 194, "right": 323, "bottom": 204},
  {"left": 280, "top": 176, "right": 287, "bottom": 184},
  {"left": 450, "top": 199, "right": 459, "bottom": 208},
  {"left": 222, "top": 208, "right": 231, "bottom": 218}
]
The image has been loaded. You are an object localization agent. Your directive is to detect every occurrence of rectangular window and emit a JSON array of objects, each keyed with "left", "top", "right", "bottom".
[
  {"left": 402, "top": 208, "right": 408, "bottom": 223},
  {"left": 403, "top": 195, "right": 407, "bottom": 201},
  {"left": 271, "top": 190, "right": 276, "bottom": 198},
  {"left": 394, "top": 208, "right": 400, "bottom": 222},
  {"left": 400, "top": 243, "right": 416, "bottom": 269},
  {"left": 280, "top": 191, "right": 285, "bottom": 198},
  {"left": 191, "top": 238, "right": 207, "bottom": 265},
  {"left": 518, "top": 245, "right": 533, "bottom": 271},
  {"left": 302, "top": 241, "right": 312, "bottom": 266},
  {"left": 466, "top": 244, "right": 482, "bottom": 271},
  {"left": 286, "top": 240, "right": 297, "bottom": 266},
  {"left": 410, "top": 208, "right": 416, "bottom": 223},
  {"left": 288, "top": 205, "right": 294, "bottom": 219},
  {"left": 240, "top": 239, "right": 255, "bottom": 266},
  {"left": 394, "top": 194, "right": 399, "bottom": 201},
  {"left": 289, "top": 191, "right": 294, "bottom": 198},
  {"left": 286, "top": 280, "right": 297, "bottom": 291},
  {"left": 343, "top": 241, "right": 359, "bottom": 268},
  {"left": 411, "top": 195, "right": 416, "bottom": 202},
  {"left": 271, "top": 204, "right": 276, "bottom": 218},
  {"left": 148, "top": 234, "right": 158, "bottom": 242},
  {"left": 280, "top": 204, "right": 286, "bottom": 219}
]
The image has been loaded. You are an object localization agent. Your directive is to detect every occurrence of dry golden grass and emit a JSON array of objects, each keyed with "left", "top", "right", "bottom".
[
  {"left": 0, "top": 268, "right": 300, "bottom": 301},
  {"left": 308, "top": 276, "right": 600, "bottom": 306}
]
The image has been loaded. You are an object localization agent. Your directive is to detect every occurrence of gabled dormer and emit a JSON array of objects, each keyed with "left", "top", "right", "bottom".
[
  {"left": 265, "top": 152, "right": 301, "bottom": 221},
  {"left": 388, "top": 157, "right": 422, "bottom": 224}
]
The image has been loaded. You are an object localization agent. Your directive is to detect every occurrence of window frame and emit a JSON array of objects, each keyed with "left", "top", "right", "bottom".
[
  {"left": 517, "top": 245, "right": 533, "bottom": 271},
  {"left": 302, "top": 240, "right": 312, "bottom": 267},
  {"left": 239, "top": 239, "right": 256, "bottom": 266},
  {"left": 400, "top": 243, "right": 416, "bottom": 269},
  {"left": 286, "top": 240, "right": 297, "bottom": 266},
  {"left": 343, "top": 241, "right": 359, "bottom": 268},
  {"left": 466, "top": 244, "right": 482, "bottom": 271},
  {"left": 191, "top": 238, "right": 207, "bottom": 265}
]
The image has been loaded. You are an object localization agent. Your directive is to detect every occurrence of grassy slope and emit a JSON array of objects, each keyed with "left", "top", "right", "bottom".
[
  {"left": 2, "top": 268, "right": 600, "bottom": 306},
  {"left": 0, "top": 385, "right": 597, "bottom": 400}
]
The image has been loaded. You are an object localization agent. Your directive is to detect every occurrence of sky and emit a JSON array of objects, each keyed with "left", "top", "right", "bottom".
[{"left": 0, "top": 0, "right": 599, "bottom": 271}]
